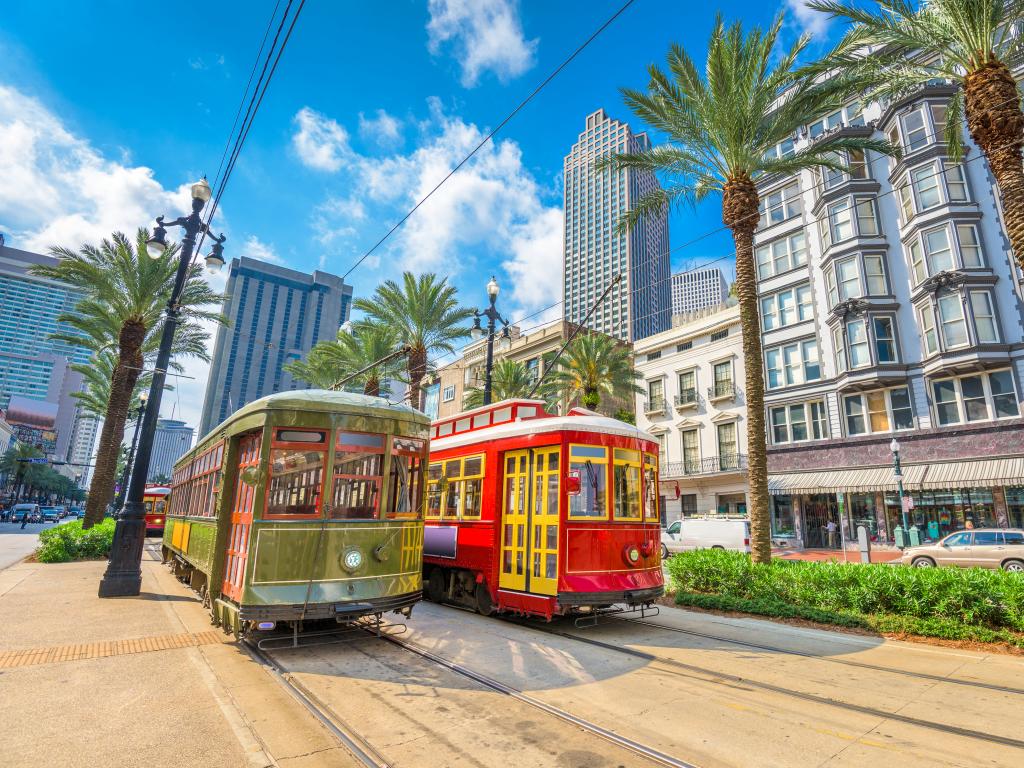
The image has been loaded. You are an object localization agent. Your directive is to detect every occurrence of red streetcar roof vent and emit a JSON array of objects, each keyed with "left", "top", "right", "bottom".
[{"left": 567, "top": 407, "right": 602, "bottom": 417}]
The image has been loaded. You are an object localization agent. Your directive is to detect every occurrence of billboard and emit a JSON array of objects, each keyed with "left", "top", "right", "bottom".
[{"left": 6, "top": 397, "right": 59, "bottom": 455}]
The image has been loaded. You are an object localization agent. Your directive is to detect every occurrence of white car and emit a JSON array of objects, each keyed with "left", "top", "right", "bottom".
[{"left": 661, "top": 518, "right": 752, "bottom": 558}]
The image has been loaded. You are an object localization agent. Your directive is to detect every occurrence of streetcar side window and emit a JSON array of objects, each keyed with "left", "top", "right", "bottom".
[
  {"left": 426, "top": 463, "right": 443, "bottom": 518},
  {"left": 266, "top": 429, "right": 327, "bottom": 518},
  {"left": 568, "top": 445, "right": 608, "bottom": 519},
  {"left": 612, "top": 448, "right": 642, "bottom": 521},
  {"left": 439, "top": 455, "right": 486, "bottom": 520},
  {"left": 643, "top": 453, "right": 659, "bottom": 522},
  {"left": 330, "top": 432, "right": 385, "bottom": 520},
  {"left": 387, "top": 436, "right": 427, "bottom": 520}
]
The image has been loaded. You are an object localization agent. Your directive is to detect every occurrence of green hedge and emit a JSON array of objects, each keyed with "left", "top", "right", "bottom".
[
  {"left": 36, "top": 519, "right": 116, "bottom": 563},
  {"left": 666, "top": 549, "right": 1024, "bottom": 632}
]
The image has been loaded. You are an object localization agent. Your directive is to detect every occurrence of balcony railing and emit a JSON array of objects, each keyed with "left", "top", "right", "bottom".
[
  {"left": 674, "top": 389, "right": 698, "bottom": 409},
  {"left": 708, "top": 382, "right": 736, "bottom": 401},
  {"left": 644, "top": 397, "right": 667, "bottom": 414},
  {"left": 661, "top": 453, "right": 748, "bottom": 478}
]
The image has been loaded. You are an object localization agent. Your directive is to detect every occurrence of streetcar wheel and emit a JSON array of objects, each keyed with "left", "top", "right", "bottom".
[
  {"left": 426, "top": 569, "right": 445, "bottom": 602},
  {"left": 475, "top": 583, "right": 494, "bottom": 616}
]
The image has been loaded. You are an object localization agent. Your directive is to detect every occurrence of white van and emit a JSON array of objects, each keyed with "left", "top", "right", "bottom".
[{"left": 661, "top": 518, "right": 751, "bottom": 558}]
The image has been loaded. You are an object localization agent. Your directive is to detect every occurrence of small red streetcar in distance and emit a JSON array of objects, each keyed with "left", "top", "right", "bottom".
[
  {"left": 422, "top": 399, "right": 664, "bottom": 620},
  {"left": 143, "top": 485, "right": 171, "bottom": 536}
]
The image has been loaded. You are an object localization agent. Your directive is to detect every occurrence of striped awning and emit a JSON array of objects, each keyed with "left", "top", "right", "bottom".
[
  {"left": 918, "top": 457, "right": 1024, "bottom": 490},
  {"left": 768, "top": 464, "right": 928, "bottom": 495}
]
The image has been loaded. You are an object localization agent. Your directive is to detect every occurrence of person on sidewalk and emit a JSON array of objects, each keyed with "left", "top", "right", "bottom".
[
  {"left": 20, "top": 510, "right": 30, "bottom": 529},
  {"left": 826, "top": 519, "right": 837, "bottom": 549}
]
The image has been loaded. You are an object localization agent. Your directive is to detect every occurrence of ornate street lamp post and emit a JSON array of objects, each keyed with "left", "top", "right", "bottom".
[
  {"left": 99, "top": 178, "right": 226, "bottom": 597},
  {"left": 890, "top": 438, "right": 909, "bottom": 534},
  {"left": 113, "top": 391, "right": 148, "bottom": 514},
  {"left": 469, "top": 277, "right": 511, "bottom": 406}
]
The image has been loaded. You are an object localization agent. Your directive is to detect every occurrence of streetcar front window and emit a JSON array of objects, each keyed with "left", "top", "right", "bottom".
[
  {"left": 643, "top": 453, "right": 659, "bottom": 522},
  {"left": 387, "top": 436, "right": 427, "bottom": 520},
  {"left": 331, "top": 432, "right": 385, "bottom": 519},
  {"left": 266, "top": 429, "right": 328, "bottom": 517},
  {"left": 568, "top": 445, "right": 607, "bottom": 519},
  {"left": 613, "top": 448, "right": 642, "bottom": 521}
]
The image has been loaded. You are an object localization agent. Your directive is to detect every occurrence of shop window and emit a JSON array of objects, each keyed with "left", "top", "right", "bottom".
[
  {"left": 388, "top": 436, "right": 427, "bottom": 519},
  {"left": 771, "top": 495, "right": 796, "bottom": 537},
  {"left": 613, "top": 448, "right": 642, "bottom": 520},
  {"left": 569, "top": 445, "right": 608, "bottom": 519}
]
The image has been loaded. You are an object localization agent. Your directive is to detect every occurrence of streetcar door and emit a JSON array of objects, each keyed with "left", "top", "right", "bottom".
[
  {"left": 529, "top": 447, "right": 560, "bottom": 596},
  {"left": 499, "top": 450, "right": 530, "bottom": 591},
  {"left": 222, "top": 432, "right": 260, "bottom": 601}
]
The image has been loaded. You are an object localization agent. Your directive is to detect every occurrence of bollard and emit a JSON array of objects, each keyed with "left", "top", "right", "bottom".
[
  {"left": 894, "top": 525, "right": 905, "bottom": 549},
  {"left": 856, "top": 525, "right": 871, "bottom": 564},
  {"left": 909, "top": 525, "right": 921, "bottom": 547}
]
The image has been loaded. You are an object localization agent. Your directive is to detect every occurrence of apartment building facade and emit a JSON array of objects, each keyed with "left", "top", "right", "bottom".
[
  {"left": 755, "top": 83, "right": 1024, "bottom": 549},
  {"left": 634, "top": 305, "right": 748, "bottom": 524},
  {"left": 563, "top": 109, "right": 671, "bottom": 342}
]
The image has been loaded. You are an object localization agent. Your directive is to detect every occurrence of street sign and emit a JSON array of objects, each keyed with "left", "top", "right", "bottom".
[{"left": 27, "top": 458, "right": 49, "bottom": 464}]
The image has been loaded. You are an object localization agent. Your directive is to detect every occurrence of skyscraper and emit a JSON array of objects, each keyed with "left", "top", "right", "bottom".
[
  {"left": 670, "top": 267, "right": 729, "bottom": 317},
  {"left": 0, "top": 243, "right": 93, "bottom": 461},
  {"left": 563, "top": 109, "right": 670, "bottom": 342},
  {"left": 148, "top": 418, "right": 194, "bottom": 482},
  {"left": 198, "top": 256, "right": 353, "bottom": 436}
]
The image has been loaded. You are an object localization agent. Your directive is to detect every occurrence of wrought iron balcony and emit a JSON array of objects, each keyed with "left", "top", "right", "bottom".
[
  {"left": 707, "top": 382, "right": 736, "bottom": 402},
  {"left": 644, "top": 397, "right": 667, "bottom": 415},
  {"left": 660, "top": 453, "right": 748, "bottom": 478},
  {"left": 674, "top": 389, "right": 698, "bottom": 410}
]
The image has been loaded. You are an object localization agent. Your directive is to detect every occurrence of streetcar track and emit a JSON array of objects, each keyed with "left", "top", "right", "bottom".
[
  {"left": 613, "top": 616, "right": 1024, "bottom": 697},
  {"left": 243, "top": 639, "right": 392, "bottom": 768},
  {"left": 531, "top": 623, "right": 1024, "bottom": 751}
]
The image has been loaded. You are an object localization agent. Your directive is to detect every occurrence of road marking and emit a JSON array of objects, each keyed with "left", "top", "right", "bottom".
[{"left": 0, "top": 629, "right": 229, "bottom": 669}]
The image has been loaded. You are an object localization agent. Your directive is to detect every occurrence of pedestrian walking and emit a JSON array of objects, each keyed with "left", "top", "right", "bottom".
[
  {"left": 20, "top": 509, "right": 29, "bottom": 529},
  {"left": 826, "top": 519, "right": 838, "bottom": 549}
]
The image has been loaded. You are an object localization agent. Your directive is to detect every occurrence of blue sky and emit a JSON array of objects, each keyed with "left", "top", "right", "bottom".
[{"left": 0, "top": 0, "right": 837, "bottom": 427}]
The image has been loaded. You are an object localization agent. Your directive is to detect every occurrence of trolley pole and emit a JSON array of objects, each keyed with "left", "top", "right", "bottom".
[
  {"left": 99, "top": 178, "right": 226, "bottom": 598},
  {"left": 470, "top": 277, "right": 510, "bottom": 406}
]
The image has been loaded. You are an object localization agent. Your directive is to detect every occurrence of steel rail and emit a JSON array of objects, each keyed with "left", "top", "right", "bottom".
[
  {"left": 243, "top": 640, "right": 392, "bottom": 768},
  {"left": 615, "top": 616, "right": 1024, "bottom": 697},
  {"left": 378, "top": 630, "right": 701, "bottom": 768}
]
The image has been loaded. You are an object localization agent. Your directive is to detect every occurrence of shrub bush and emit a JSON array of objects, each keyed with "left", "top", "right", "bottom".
[
  {"left": 36, "top": 519, "right": 116, "bottom": 563},
  {"left": 666, "top": 549, "right": 1024, "bottom": 632}
]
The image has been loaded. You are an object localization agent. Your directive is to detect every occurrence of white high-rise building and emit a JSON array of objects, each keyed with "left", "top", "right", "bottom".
[
  {"left": 563, "top": 109, "right": 670, "bottom": 342},
  {"left": 671, "top": 267, "right": 728, "bottom": 316}
]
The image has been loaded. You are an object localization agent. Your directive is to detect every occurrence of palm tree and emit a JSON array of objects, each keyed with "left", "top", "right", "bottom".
[
  {"left": 353, "top": 273, "right": 473, "bottom": 409},
  {"left": 31, "top": 230, "right": 225, "bottom": 528},
  {"left": 547, "top": 334, "right": 642, "bottom": 413},
  {"left": 603, "top": 16, "right": 892, "bottom": 563},
  {"left": 464, "top": 359, "right": 545, "bottom": 408},
  {"left": 809, "top": 0, "right": 1024, "bottom": 274},
  {"left": 1, "top": 444, "right": 44, "bottom": 502},
  {"left": 285, "top": 322, "right": 400, "bottom": 396}
]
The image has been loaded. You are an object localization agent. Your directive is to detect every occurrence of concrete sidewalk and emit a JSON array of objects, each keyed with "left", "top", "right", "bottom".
[{"left": 0, "top": 550, "right": 358, "bottom": 768}]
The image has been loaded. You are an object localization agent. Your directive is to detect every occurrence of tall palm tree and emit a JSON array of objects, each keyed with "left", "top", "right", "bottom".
[
  {"left": 32, "top": 230, "right": 225, "bottom": 528},
  {"left": 1, "top": 444, "right": 44, "bottom": 502},
  {"left": 285, "top": 322, "right": 401, "bottom": 396},
  {"left": 808, "top": 0, "right": 1024, "bottom": 274},
  {"left": 547, "top": 334, "right": 642, "bottom": 413},
  {"left": 603, "top": 16, "right": 891, "bottom": 563},
  {"left": 463, "top": 359, "right": 551, "bottom": 409},
  {"left": 353, "top": 273, "right": 473, "bottom": 409}
]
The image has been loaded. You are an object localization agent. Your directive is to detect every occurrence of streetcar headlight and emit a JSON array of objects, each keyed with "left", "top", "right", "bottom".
[
  {"left": 623, "top": 545, "right": 641, "bottom": 566},
  {"left": 341, "top": 548, "right": 364, "bottom": 573}
]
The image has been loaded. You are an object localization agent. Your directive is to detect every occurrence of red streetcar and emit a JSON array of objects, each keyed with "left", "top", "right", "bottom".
[
  {"left": 422, "top": 399, "right": 664, "bottom": 620},
  {"left": 143, "top": 485, "right": 171, "bottom": 535}
]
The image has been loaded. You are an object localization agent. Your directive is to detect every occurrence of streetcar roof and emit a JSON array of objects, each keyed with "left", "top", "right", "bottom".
[{"left": 232, "top": 389, "right": 426, "bottom": 421}]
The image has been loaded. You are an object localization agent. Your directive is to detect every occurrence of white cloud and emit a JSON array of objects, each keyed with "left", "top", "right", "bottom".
[
  {"left": 312, "top": 195, "right": 366, "bottom": 246},
  {"left": 241, "top": 235, "right": 284, "bottom": 266},
  {"left": 291, "top": 106, "right": 352, "bottom": 171},
  {"left": 784, "top": 0, "right": 831, "bottom": 39},
  {"left": 358, "top": 109, "right": 403, "bottom": 148},
  {"left": 426, "top": 0, "right": 537, "bottom": 87}
]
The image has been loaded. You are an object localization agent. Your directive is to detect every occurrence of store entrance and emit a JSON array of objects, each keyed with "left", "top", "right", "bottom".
[{"left": 803, "top": 493, "right": 840, "bottom": 549}]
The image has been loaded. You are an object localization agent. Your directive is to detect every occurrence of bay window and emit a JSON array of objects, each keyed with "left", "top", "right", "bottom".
[
  {"left": 770, "top": 401, "right": 828, "bottom": 444},
  {"left": 937, "top": 294, "right": 968, "bottom": 348},
  {"left": 908, "top": 224, "right": 982, "bottom": 284},
  {"left": 756, "top": 231, "right": 807, "bottom": 279},
  {"left": 846, "top": 318, "right": 871, "bottom": 368},
  {"left": 970, "top": 291, "right": 998, "bottom": 343},
  {"left": 958, "top": 225, "right": 983, "bottom": 266},
  {"left": 911, "top": 164, "right": 941, "bottom": 209},
  {"left": 901, "top": 109, "right": 929, "bottom": 151},
  {"left": 920, "top": 305, "right": 938, "bottom": 355},
  {"left": 874, "top": 316, "right": 897, "bottom": 363},
  {"left": 821, "top": 148, "right": 868, "bottom": 189},
  {"left": 825, "top": 253, "right": 888, "bottom": 307},
  {"left": 931, "top": 370, "right": 1020, "bottom": 426},
  {"left": 907, "top": 161, "right": 969, "bottom": 215},
  {"left": 836, "top": 314, "right": 900, "bottom": 370},
  {"left": 843, "top": 387, "right": 914, "bottom": 436},
  {"left": 820, "top": 198, "right": 878, "bottom": 249}
]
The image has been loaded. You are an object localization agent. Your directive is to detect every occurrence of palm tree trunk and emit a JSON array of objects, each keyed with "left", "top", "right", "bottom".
[
  {"left": 407, "top": 346, "right": 427, "bottom": 411},
  {"left": 363, "top": 375, "right": 380, "bottom": 398},
  {"left": 723, "top": 177, "right": 771, "bottom": 564},
  {"left": 964, "top": 61, "right": 1024, "bottom": 274},
  {"left": 82, "top": 321, "right": 145, "bottom": 529}
]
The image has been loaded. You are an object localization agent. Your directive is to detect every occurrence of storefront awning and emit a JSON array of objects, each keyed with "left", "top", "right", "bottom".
[
  {"left": 768, "top": 464, "right": 928, "bottom": 495},
  {"left": 918, "top": 457, "right": 1024, "bottom": 490}
]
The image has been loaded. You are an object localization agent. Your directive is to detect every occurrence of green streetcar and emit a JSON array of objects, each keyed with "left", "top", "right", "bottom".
[{"left": 161, "top": 390, "right": 430, "bottom": 637}]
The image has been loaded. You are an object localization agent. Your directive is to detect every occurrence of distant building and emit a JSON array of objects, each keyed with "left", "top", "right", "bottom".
[
  {"left": 0, "top": 244, "right": 92, "bottom": 461},
  {"left": 67, "top": 413, "right": 99, "bottom": 486},
  {"left": 198, "top": 256, "right": 353, "bottom": 436},
  {"left": 149, "top": 419, "right": 194, "bottom": 482},
  {"left": 670, "top": 267, "right": 728, "bottom": 316},
  {"left": 563, "top": 109, "right": 670, "bottom": 342}
]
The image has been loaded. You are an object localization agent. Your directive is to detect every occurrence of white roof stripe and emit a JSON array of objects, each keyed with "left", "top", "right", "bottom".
[{"left": 430, "top": 414, "right": 658, "bottom": 453}]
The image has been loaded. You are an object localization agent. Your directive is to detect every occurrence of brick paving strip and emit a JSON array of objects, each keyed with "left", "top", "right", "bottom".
[{"left": 0, "top": 629, "right": 229, "bottom": 669}]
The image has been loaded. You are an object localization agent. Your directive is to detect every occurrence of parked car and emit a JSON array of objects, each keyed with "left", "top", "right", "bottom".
[
  {"left": 40, "top": 506, "right": 61, "bottom": 522},
  {"left": 661, "top": 517, "right": 752, "bottom": 558},
  {"left": 68, "top": 507, "right": 83, "bottom": 519},
  {"left": 10, "top": 503, "right": 40, "bottom": 523},
  {"left": 900, "top": 529, "right": 1024, "bottom": 572}
]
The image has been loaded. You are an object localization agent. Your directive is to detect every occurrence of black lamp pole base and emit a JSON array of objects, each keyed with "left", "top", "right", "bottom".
[{"left": 98, "top": 502, "right": 146, "bottom": 598}]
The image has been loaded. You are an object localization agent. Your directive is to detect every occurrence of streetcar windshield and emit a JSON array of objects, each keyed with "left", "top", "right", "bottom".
[
  {"left": 331, "top": 431, "right": 385, "bottom": 519},
  {"left": 387, "top": 437, "right": 426, "bottom": 520},
  {"left": 267, "top": 429, "right": 328, "bottom": 517},
  {"left": 612, "top": 449, "right": 641, "bottom": 520},
  {"left": 569, "top": 445, "right": 607, "bottom": 518}
]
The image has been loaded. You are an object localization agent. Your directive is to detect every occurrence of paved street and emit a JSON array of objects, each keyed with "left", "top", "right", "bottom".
[{"left": 0, "top": 519, "right": 71, "bottom": 571}]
